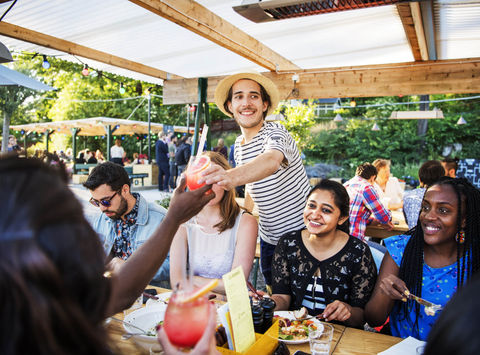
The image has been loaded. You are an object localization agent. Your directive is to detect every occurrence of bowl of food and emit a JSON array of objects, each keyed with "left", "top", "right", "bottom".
[{"left": 123, "top": 305, "right": 167, "bottom": 350}]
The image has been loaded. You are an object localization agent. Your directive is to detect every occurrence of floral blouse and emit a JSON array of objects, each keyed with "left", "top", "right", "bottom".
[{"left": 272, "top": 230, "right": 377, "bottom": 317}]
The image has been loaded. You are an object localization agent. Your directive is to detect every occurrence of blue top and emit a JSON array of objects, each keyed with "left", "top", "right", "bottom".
[{"left": 385, "top": 234, "right": 460, "bottom": 341}]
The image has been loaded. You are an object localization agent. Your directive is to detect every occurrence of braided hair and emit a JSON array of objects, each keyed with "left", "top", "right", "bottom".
[{"left": 396, "top": 177, "right": 480, "bottom": 333}]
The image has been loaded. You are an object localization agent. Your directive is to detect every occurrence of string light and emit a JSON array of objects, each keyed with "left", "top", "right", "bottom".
[
  {"left": 42, "top": 55, "right": 50, "bottom": 69},
  {"left": 371, "top": 122, "right": 380, "bottom": 131},
  {"left": 456, "top": 115, "right": 467, "bottom": 125},
  {"left": 333, "top": 113, "right": 343, "bottom": 122},
  {"left": 349, "top": 99, "right": 356, "bottom": 107},
  {"left": 119, "top": 83, "right": 126, "bottom": 94},
  {"left": 81, "top": 64, "right": 89, "bottom": 76}
]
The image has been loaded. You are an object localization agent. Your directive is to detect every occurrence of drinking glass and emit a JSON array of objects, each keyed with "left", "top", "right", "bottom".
[
  {"left": 309, "top": 322, "right": 334, "bottom": 355},
  {"left": 185, "top": 155, "right": 211, "bottom": 191},
  {"left": 163, "top": 289, "right": 209, "bottom": 348},
  {"left": 416, "top": 345, "right": 426, "bottom": 355}
]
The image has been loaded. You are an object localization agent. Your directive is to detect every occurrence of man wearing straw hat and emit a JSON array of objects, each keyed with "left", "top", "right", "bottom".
[{"left": 201, "top": 72, "right": 310, "bottom": 288}]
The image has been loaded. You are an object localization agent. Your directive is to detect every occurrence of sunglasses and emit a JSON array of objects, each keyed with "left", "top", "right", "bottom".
[{"left": 89, "top": 191, "right": 118, "bottom": 208}]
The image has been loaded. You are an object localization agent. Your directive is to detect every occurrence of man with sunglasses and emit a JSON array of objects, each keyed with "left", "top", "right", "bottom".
[{"left": 84, "top": 162, "right": 170, "bottom": 286}]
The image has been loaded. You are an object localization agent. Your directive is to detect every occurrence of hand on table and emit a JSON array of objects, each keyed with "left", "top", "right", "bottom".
[
  {"left": 379, "top": 274, "right": 408, "bottom": 301},
  {"left": 322, "top": 300, "right": 352, "bottom": 322},
  {"left": 380, "top": 221, "right": 395, "bottom": 231},
  {"left": 157, "top": 302, "right": 220, "bottom": 355}
]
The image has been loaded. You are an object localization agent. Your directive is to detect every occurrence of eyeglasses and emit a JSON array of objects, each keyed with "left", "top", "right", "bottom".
[{"left": 89, "top": 191, "right": 118, "bottom": 208}]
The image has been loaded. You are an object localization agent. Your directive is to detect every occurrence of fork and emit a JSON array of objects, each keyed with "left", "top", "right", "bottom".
[{"left": 403, "top": 290, "right": 443, "bottom": 316}]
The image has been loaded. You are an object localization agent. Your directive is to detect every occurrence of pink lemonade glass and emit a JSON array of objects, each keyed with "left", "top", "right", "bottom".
[
  {"left": 163, "top": 291, "right": 210, "bottom": 348},
  {"left": 186, "top": 155, "right": 211, "bottom": 191}
]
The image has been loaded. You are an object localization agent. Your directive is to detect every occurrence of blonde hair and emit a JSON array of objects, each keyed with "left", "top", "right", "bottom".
[
  {"left": 372, "top": 159, "right": 390, "bottom": 170},
  {"left": 204, "top": 151, "right": 241, "bottom": 232}
]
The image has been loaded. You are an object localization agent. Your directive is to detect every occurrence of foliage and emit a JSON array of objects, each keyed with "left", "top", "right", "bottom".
[
  {"left": 275, "top": 100, "right": 317, "bottom": 151},
  {"left": 156, "top": 197, "right": 171, "bottom": 209}
]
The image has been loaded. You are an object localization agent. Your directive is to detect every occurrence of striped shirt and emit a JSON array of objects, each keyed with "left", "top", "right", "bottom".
[
  {"left": 234, "top": 122, "right": 310, "bottom": 245},
  {"left": 301, "top": 276, "right": 326, "bottom": 313}
]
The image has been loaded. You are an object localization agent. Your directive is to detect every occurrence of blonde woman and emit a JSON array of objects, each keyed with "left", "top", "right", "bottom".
[{"left": 170, "top": 151, "right": 257, "bottom": 295}]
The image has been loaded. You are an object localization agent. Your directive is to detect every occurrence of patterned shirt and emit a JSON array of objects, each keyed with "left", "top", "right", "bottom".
[
  {"left": 344, "top": 175, "right": 391, "bottom": 240},
  {"left": 386, "top": 234, "right": 462, "bottom": 340},
  {"left": 272, "top": 230, "right": 377, "bottom": 317},
  {"left": 234, "top": 122, "right": 310, "bottom": 245},
  {"left": 403, "top": 187, "right": 426, "bottom": 229},
  {"left": 112, "top": 193, "right": 140, "bottom": 260}
]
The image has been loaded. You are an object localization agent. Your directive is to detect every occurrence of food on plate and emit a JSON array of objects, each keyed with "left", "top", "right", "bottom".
[
  {"left": 293, "top": 307, "right": 308, "bottom": 320},
  {"left": 146, "top": 321, "right": 164, "bottom": 336},
  {"left": 275, "top": 315, "right": 317, "bottom": 341}
]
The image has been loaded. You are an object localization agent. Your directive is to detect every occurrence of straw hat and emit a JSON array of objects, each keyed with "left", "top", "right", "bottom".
[{"left": 214, "top": 72, "right": 280, "bottom": 118}]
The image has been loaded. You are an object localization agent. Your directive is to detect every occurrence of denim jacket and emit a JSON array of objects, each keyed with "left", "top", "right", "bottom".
[{"left": 90, "top": 194, "right": 170, "bottom": 282}]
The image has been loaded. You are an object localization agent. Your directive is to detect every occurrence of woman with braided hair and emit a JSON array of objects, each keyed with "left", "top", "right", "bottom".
[{"left": 365, "top": 177, "right": 480, "bottom": 340}]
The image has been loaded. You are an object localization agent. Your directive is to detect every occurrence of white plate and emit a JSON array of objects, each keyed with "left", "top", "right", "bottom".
[
  {"left": 123, "top": 305, "right": 167, "bottom": 350},
  {"left": 274, "top": 311, "right": 324, "bottom": 344},
  {"left": 145, "top": 291, "right": 172, "bottom": 307}
]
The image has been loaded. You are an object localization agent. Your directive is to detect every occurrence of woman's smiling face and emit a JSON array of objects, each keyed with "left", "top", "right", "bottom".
[
  {"left": 303, "top": 189, "right": 347, "bottom": 236},
  {"left": 420, "top": 184, "right": 464, "bottom": 246}
]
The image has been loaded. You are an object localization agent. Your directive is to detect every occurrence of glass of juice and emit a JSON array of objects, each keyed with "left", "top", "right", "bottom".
[
  {"left": 163, "top": 290, "right": 210, "bottom": 348},
  {"left": 186, "top": 155, "right": 211, "bottom": 191}
]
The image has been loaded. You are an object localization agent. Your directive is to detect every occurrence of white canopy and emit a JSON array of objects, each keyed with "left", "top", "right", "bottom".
[{"left": 0, "top": 0, "right": 478, "bottom": 84}]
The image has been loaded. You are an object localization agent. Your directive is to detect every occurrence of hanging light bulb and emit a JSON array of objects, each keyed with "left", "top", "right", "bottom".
[
  {"left": 456, "top": 115, "right": 467, "bottom": 125},
  {"left": 372, "top": 122, "right": 380, "bottom": 131},
  {"left": 349, "top": 99, "right": 356, "bottom": 108},
  {"left": 81, "top": 64, "right": 89, "bottom": 76},
  {"left": 42, "top": 55, "right": 50, "bottom": 69},
  {"left": 119, "top": 83, "right": 126, "bottom": 94},
  {"left": 333, "top": 113, "right": 343, "bottom": 122}
]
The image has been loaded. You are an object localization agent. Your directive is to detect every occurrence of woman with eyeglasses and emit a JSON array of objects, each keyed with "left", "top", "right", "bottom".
[
  {"left": 0, "top": 155, "right": 218, "bottom": 354},
  {"left": 269, "top": 180, "right": 377, "bottom": 327}
]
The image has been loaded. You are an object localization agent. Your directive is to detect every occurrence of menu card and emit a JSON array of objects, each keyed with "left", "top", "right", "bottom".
[{"left": 223, "top": 266, "right": 256, "bottom": 352}]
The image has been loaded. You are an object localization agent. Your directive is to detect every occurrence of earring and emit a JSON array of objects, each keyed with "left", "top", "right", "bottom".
[{"left": 455, "top": 230, "right": 465, "bottom": 244}]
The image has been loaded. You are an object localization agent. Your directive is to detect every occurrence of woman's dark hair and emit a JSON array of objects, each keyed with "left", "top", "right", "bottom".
[
  {"left": 0, "top": 156, "right": 112, "bottom": 355},
  {"left": 442, "top": 157, "right": 459, "bottom": 172},
  {"left": 355, "top": 163, "right": 377, "bottom": 180},
  {"left": 419, "top": 160, "right": 445, "bottom": 187},
  {"left": 224, "top": 80, "right": 271, "bottom": 119},
  {"left": 424, "top": 275, "right": 480, "bottom": 355},
  {"left": 396, "top": 177, "right": 480, "bottom": 335},
  {"left": 83, "top": 161, "right": 130, "bottom": 191},
  {"left": 308, "top": 179, "right": 350, "bottom": 234}
]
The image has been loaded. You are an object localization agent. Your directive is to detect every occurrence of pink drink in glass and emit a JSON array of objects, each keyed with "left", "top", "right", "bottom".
[
  {"left": 163, "top": 291, "right": 210, "bottom": 348},
  {"left": 186, "top": 155, "right": 211, "bottom": 191}
]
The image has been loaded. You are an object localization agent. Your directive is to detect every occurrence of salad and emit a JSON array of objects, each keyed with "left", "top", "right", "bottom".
[{"left": 275, "top": 316, "right": 317, "bottom": 341}]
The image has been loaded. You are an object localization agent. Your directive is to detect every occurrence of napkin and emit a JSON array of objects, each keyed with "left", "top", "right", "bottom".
[{"left": 377, "top": 336, "right": 426, "bottom": 355}]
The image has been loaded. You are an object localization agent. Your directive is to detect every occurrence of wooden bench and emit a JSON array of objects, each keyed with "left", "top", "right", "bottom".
[
  {"left": 73, "top": 163, "right": 98, "bottom": 175},
  {"left": 124, "top": 166, "right": 148, "bottom": 186}
]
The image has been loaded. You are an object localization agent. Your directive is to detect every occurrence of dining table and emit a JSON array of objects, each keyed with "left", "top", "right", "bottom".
[
  {"left": 107, "top": 287, "right": 403, "bottom": 355},
  {"left": 365, "top": 209, "right": 409, "bottom": 240}
]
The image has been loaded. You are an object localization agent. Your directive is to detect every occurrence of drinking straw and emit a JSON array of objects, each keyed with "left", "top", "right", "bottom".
[{"left": 194, "top": 124, "right": 208, "bottom": 164}]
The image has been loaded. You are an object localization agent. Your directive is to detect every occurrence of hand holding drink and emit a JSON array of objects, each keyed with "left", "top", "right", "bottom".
[
  {"left": 162, "top": 279, "right": 219, "bottom": 348},
  {"left": 186, "top": 155, "right": 211, "bottom": 191}
]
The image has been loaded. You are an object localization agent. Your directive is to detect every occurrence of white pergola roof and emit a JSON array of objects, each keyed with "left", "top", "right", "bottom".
[
  {"left": 10, "top": 117, "right": 189, "bottom": 136},
  {"left": 0, "top": 0, "right": 480, "bottom": 103}
]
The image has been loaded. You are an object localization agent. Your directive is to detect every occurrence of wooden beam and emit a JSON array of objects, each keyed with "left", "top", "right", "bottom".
[
  {"left": 163, "top": 58, "right": 480, "bottom": 104},
  {"left": 129, "top": 0, "right": 299, "bottom": 72},
  {"left": 0, "top": 22, "right": 178, "bottom": 80},
  {"left": 396, "top": 2, "right": 428, "bottom": 61},
  {"left": 410, "top": 2, "right": 429, "bottom": 61}
]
